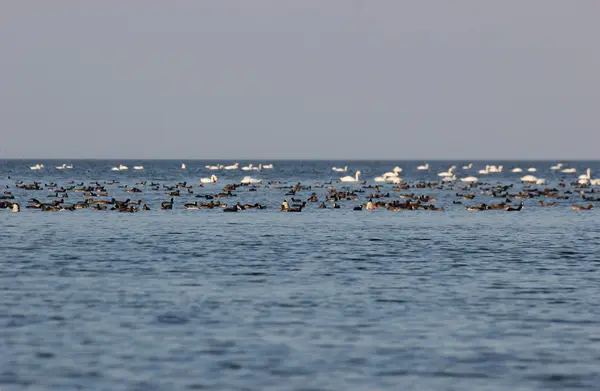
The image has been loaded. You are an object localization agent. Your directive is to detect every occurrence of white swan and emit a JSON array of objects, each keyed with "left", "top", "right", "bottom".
[
  {"left": 479, "top": 166, "right": 490, "bottom": 175},
  {"left": 551, "top": 163, "right": 563, "bottom": 170},
  {"left": 241, "top": 164, "right": 254, "bottom": 171},
  {"left": 578, "top": 168, "right": 591, "bottom": 184},
  {"left": 461, "top": 176, "right": 478, "bottom": 183},
  {"left": 561, "top": 168, "right": 577, "bottom": 174},
  {"left": 382, "top": 167, "right": 402, "bottom": 178},
  {"left": 511, "top": 167, "right": 523, "bottom": 173},
  {"left": 441, "top": 175, "right": 456, "bottom": 182},
  {"left": 340, "top": 171, "right": 361, "bottom": 182},
  {"left": 200, "top": 174, "right": 218, "bottom": 183},
  {"left": 133, "top": 166, "right": 144, "bottom": 170},
  {"left": 417, "top": 163, "right": 429, "bottom": 170},
  {"left": 251, "top": 164, "right": 262, "bottom": 171},
  {"left": 30, "top": 164, "right": 43, "bottom": 170},
  {"left": 66, "top": 164, "right": 73, "bottom": 169},
  {"left": 224, "top": 163, "right": 239, "bottom": 170},
  {"left": 520, "top": 175, "right": 538, "bottom": 183},
  {"left": 56, "top": 164, "right": 66, "bottom": 170},
  {"left": 110, "top": 164, "right": 128, "bottom": 171},
  {"left": 438, "top": 167, "right": 454, "bottom": 177},
  {"left": 578, "top": 168, "right": 600, "bottom": 185},
  {"left": 241, "top": 176, "right": 262, "bottom": 184},
  {"left": 462, "top": 163, "right": 473, "bottom": 170},
  {"left": 374, "top": 175, "right": 402, "bottom": 183},
  {"left": 262, "top": 164, "right": 274, "bottom": 169},
  {"left": 205, "top": 164, "right": 222, "bottom": 170},
  {"left": 527, "top": 167, "right": 536, "bottom": 172},
  {"left": 488, "top": 165, "right": 503, "bottom": 173},
  {"left": 332, "top": 166, "right": 348, "bottom": 172},
  {"left": 181, "top": 163, "right": 186, "bottom": 169}
]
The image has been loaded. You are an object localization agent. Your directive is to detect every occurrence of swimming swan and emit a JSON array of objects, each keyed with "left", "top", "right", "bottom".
[
  {"left": 579, "top": 168, "right": 600, "bottom": 185},
  {"left": 438, "top": 167, "right": 454, "bottom": 177},
  {"left": 111, "top": 164, "right": 128, "bottom": 171},
  {"left": 205, "top": 164, "right": 222, "bottom": 170},
  {"left": 200, "top": 175, "right": 218, "bottom": 183},
  {"left": 340, "top": 171, "right": 361, "bottom": 182},
  {"left": 241, "top": 176, "right": 262, "bottom": 184},
  {"left": 521, "top": 175, "right": 546, "bottom": 184}
]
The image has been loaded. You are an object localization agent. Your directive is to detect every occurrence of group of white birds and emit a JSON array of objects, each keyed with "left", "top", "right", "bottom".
[
  {"left": 204, "top": 162, "right": 274, "bottom": 171},
  {"left": 200, "top": 163, "right": 273, "bottom": 184},
  {"left": 31, "top": 163, "right": 74, "bottom": 170},
  {"left": 107, "top": 162, "right": 273, "bottom": 173},
  {"left": 334, "top": 162, "right": 600, "bottom": 185},
  {"left": 26, "top": 161, "right": 600, "bottom": 186}
]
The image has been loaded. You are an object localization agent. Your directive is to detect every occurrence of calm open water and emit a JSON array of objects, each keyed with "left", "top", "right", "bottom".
[{"left": 1, "top": 160, "right": 599, "bottom": 391}]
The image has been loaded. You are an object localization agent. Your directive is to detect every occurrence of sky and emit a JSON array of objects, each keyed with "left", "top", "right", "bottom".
[{"left": 1, "top": 1, "right": 599, "bottom": 160}]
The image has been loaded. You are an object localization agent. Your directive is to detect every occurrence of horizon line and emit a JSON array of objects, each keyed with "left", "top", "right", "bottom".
[{"left": 1, "top": 157, "right": 599, "bottom": 162}]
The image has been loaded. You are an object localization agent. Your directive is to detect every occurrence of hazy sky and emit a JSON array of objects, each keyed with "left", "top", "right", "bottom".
[{"left": 1, "top": 1, "right": 599, "bottom": 159}]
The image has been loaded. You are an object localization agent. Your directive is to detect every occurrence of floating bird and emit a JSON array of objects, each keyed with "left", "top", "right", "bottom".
[
  {"left": 200, "top": 175, "right": 218, "bottom": 184},
  {"left": 340, "top": 171, "right": 361, "bottom": 182}
]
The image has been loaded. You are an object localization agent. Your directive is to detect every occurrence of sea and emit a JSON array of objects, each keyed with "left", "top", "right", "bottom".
[{"left": 1, "top": 159, "right": 599, "bottom": 391}]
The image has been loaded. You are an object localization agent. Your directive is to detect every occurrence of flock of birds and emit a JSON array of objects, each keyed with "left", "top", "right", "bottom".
[
  {"left": 2, "top": 162, "right": 598, "bottom": 214},
  {"left": 333, "top": 162, "right": 600, "bottom": 186}
]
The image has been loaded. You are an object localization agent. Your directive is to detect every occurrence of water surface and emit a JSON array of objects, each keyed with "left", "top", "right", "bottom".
[{"left": 1, "top": 160, "right": 599, "bottom": 391}]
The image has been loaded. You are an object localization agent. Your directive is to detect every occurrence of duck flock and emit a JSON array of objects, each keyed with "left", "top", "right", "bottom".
[{"left": 2, "top": 162, "right": 599, "bottom": 213}]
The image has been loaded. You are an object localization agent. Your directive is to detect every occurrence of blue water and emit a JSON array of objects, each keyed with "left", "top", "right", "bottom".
[{"left": 1, "top": 160, "right": 599, "bottom": 391}]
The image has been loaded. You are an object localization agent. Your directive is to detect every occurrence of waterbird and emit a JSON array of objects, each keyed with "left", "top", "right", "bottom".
[
  {"left": 572, "top": 204, "right": 593, "bottom": 211},
  {"left": 200, "top": 175, "right": 218, "bottom": 184},
  {"left": 438, "top": 167, "right": 454, "bottom": 177},
  {"left": 340, "top": 171, "right": 361, "bottom": 182},
  {"left": 241, "top": 176, "right": 261, "bottom": 184},
  {"left": 504, "top": 201, "right": 524, "bottom": 212},
  {"left": 332, "top": 166, "right": 348, "bottom": 172}
]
